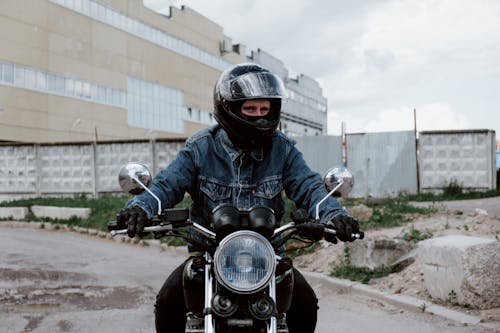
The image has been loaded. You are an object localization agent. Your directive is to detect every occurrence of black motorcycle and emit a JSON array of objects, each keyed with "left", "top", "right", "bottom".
[{"left": 109, "top": 163, "right": 363, "bottom": 333}]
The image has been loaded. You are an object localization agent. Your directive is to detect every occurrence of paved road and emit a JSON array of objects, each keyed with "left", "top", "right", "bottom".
[
  {"left": 0, "top": 226, "right": 496, "bottom": 333},
  {"left": 410, "top": 196, "right": 500, "bottom": 218}
]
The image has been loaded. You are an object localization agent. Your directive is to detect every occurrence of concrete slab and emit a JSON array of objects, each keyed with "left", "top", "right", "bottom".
[
  {"left": 419, "top": 235, "right": 500, "bottom": 309},
  {"left": 0, "top": 207, "right": 29, "bottom": 220},
  {"left": 31, "top": 205, "right": 91, "bottom": 220}
]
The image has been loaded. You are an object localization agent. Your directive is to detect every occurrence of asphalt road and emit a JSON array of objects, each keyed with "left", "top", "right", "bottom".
[
  {"left": 0, "top": 226, "right": 496, "bottom": 333},
  {"left": 410, "top": 196, "right": 500, "bottom": 218}
]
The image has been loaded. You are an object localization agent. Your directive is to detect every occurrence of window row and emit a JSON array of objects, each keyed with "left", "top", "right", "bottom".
[
  {"left": 127, "top": 77, "right": 185, "bottom": 134},
  {"left": 1, "top": 59, "right": 216, "bottom": 135},
  {"left": 288, "top": 89, "right": 327, "bottom": 112},
  {"left": 0, "top": 60, "right": 126, "bottom": 107},
  {"left": 50, "top": 0, "right": 232, "bottom": 72},
  {"left": 186, "top": 107, "right": 216, "bottom": 125}
]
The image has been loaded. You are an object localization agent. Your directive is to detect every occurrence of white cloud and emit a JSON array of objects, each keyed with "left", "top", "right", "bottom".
[
  {"left": 328, "top": 103, "right": 470, "bottom": 135},
  {"left": 144, "top": 0, "right": 500, "bottom": 137}
]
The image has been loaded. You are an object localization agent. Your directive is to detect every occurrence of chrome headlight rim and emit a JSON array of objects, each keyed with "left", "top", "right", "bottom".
[{"left": 214, "top": 230, "right": 276, "bottom": 294}]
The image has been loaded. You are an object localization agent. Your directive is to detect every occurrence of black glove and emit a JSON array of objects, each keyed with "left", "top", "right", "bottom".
[
  {"left": 117, "top": 206, "right": 149, "bottom": 238},
  {"left": 325, "top": 214, "right": 360, "bottom": 243}
]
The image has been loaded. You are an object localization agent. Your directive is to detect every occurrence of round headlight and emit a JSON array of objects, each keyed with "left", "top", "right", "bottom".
[{"left": 214, "top": 230, "right": 276, "bottom": 293}]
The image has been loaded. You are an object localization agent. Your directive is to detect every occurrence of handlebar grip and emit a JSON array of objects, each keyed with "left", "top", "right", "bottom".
[
  {"left": 109, "top": 224, "right": 173, "bottom": 237},
  {"left": 324, "top": 228, "right": 364, "bottom": 240}
]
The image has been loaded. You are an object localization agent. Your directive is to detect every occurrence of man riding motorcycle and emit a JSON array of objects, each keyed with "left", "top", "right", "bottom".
[{"left": 117, "top": 63, "right": 360, "bottom": 333}]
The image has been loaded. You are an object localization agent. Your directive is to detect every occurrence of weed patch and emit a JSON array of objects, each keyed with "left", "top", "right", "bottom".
[
  {"left": 401, "top": 226, "right": 433, "bottom": 243},
  {"left": 329, "top": 246, "right": 392, "bottom": 284}
]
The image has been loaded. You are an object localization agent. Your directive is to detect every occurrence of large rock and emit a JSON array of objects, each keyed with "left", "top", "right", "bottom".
[
  {"left": 419, "top": 235, "right": 500, "bottom": 309},
  {"left": 349, "top": 204, "right": 373, "bottom": 221},
  {"left": 345, "top": 237, "right": 415, "bottom": 269}
]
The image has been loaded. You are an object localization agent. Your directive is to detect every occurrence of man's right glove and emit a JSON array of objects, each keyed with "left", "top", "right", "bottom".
[
  {"left": 116, "top": 206, "right": 149, "bottom": 238},
  {"left": 325, "top": 214, "right": 360, "bottom": 243}
]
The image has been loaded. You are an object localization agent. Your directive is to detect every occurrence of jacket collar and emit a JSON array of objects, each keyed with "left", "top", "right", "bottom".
[{"left": 218, "top": 129, "right": 264, "bottom": 162}]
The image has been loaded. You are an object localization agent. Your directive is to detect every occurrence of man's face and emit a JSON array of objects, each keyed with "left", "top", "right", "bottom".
[{"left": 241, "top": 99, "right": 270, "bottom": 117}]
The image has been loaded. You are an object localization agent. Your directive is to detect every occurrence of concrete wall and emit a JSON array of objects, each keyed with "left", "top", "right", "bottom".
[
  {"left": 419, "top": 130, "right": 497, "bottom": 191},
  {"left": 0, "top": 130, "right": 497, "bottom": 201},
  {"left": 0, "top": 139, "right": 184, "bottom": 202}
]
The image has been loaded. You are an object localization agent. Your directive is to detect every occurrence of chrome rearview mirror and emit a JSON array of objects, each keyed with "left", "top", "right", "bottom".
[
  {"left": 118, "top": 162, "right": 152, "bottom": 195},
  {"left": 118, "top": 162, "right": 162, "bottom": 214},
  {"left": 315, "top": 166, "right": 354, "bottom": 221},
  {"left": 324, "top": 166, "right": 353, "bottom": 198}
]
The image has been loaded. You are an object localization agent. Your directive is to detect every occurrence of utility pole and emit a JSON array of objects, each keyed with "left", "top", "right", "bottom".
[{"left": 414, "top": 108, "right": 420, "bottom": 193}]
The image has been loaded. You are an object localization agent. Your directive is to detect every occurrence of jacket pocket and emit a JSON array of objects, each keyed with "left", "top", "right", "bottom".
[
  {"left": 199, "top": 177, "right": 232, "bottom": 201},
  {"left": 254, "top": 176, "right": 283, "bottom": 200}
]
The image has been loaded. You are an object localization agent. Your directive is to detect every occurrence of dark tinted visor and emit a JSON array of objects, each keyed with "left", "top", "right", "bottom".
[{"left": 227, "top": 72, "right": 287, "bottom": 101}]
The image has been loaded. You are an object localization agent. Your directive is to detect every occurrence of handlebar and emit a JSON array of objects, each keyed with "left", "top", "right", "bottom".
[
  {"left": 273, "top": 221, "right": 364, "bottom": 240},
  {"left": 324, "top": 227, "right": 365, "bottom": 240},
  {"left": 109, "top": 208, "right": 363, "bottom": 244},
  {"left": 110, "top": 224, "right": 173, "bottom": 236}
]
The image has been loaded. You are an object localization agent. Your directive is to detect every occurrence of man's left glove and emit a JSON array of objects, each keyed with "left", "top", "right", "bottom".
[
  {"left": 116, "top": 206, "right": 149, "bottom": 238},
  {"left": 325, "top": 214, "right": 360, "bottom": 243}
]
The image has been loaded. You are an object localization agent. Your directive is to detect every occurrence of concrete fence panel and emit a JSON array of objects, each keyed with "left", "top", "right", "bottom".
[
  {"left": 0, "top": 145, "right": 37, "bottom": 194},
  {"left": 419, "top": 130, "right": 497, "bottom": 191},
  {"left": 95, "top": 141, "right": 154, "bottom": 193},
  {"left": 38, "top": 144, "right": 94, "bottom": 194}
]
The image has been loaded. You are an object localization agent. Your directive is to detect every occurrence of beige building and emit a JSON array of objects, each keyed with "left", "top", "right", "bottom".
[{"left": 0, "top": 0, "right": 327, "bottom": 143}]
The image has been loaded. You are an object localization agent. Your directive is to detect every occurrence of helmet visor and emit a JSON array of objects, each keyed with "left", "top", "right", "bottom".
[{"left": 227, "top": 72, "right": 287, "bottom": 101}]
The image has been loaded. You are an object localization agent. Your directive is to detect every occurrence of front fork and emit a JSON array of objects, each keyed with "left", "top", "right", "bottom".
[{"left": 204, "top": 253, "right": 215, "bottom": 333}]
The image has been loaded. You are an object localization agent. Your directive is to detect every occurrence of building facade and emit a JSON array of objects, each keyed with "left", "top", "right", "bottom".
[{"left": 0, "top": 0, "right": 327, "bottom": 143}]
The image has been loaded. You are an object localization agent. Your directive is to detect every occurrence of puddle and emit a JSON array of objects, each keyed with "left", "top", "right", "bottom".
[
  {"left": 0, "top": 268, "right": 91, "bottom": 282},
  {"left": 1, "top": 285, "right": 145, "bottom": 313},
  {"left": 0, "top": 268, "right": 147, "bottom": 314},
  {"left": 10, "top": 303, "right": 61, "bottom": 313}
]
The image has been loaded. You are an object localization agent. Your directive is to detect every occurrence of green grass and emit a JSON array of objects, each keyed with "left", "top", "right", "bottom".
[
  {"left": 401, "top": 225, "right": 433, "bottom": 243},
  {"left": 2, "top": 186, "right": 498, "bottom": 240},
  {"left": 330, "top": 264, "right": 393, "bottom": 284},
  {"left": 329, "top": 247, "right": 392, "bottom": 284},
  {"left": 359, "top": 196, "right": 435, "bottom": 229},
  {"left": 0, "top": 194, "right": 128, "bottom": 230},
  {"left": 0, "top": 194, "right": 192, "bottom": 232},
  {"left": 406, "top": 179, "right": 500, "bottom": 201}
]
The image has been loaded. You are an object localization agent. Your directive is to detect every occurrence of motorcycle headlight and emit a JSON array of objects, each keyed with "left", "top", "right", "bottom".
[{"left": 214, "top": 230, "right": 276, "bottom": 293}]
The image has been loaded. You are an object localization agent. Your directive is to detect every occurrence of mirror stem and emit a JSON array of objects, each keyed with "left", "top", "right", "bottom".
[
  {"left": 132, "top": 176, "right": 162, "bottom": 215},
  {"left": 315, "top": 179, "right": 344, "bottom": 221}
]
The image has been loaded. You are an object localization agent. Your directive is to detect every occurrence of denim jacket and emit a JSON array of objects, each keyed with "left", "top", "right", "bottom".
[{"left": 128, "top": 125, "right": 348, "bottom": 235}]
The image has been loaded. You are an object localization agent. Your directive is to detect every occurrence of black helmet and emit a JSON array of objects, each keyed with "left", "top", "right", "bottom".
[{"left": 214, "top": 63, "right": 287, "bottom": 149}]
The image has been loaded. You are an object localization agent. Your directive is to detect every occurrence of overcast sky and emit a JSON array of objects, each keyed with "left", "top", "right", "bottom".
[{"left": 144, "top": 0, "right": 500, "bottom": 137}]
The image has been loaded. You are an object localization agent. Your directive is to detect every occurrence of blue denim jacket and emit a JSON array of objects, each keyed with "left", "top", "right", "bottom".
[{"left": 128, "top": 125, "right": 348, "bottom": 234}]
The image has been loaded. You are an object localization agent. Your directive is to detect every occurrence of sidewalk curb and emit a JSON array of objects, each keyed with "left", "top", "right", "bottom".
[{"left": 303, "top": 271, "right": 500, "bottom": 331}]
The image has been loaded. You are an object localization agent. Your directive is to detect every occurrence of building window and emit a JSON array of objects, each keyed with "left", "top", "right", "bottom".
[
  {"left": 0, "top": 59, "right": 126, "bottom": 108},
  {"left": 0, "top": 62, "right": 14, "bottom": 84},
  {"left": 127, "top": 77, "right": 184, "bottom": 133}
]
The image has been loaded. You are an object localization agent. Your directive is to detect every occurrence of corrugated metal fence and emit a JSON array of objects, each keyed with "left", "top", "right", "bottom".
[
  {"left": 296, "top": 129, "right": 496, "bottom": 197},
  {"left": 0, "top": 130, "right": 496, "bottom": 201}
]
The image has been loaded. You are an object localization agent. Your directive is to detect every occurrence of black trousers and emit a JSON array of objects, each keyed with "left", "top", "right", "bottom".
[{"left": 155, "top": 263, "right": 318, "bottom": 333}]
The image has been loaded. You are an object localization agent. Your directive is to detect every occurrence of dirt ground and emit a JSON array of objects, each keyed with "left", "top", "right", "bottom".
[{"left": 293, "top": 198, "right": 500, "bottom": 321}]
